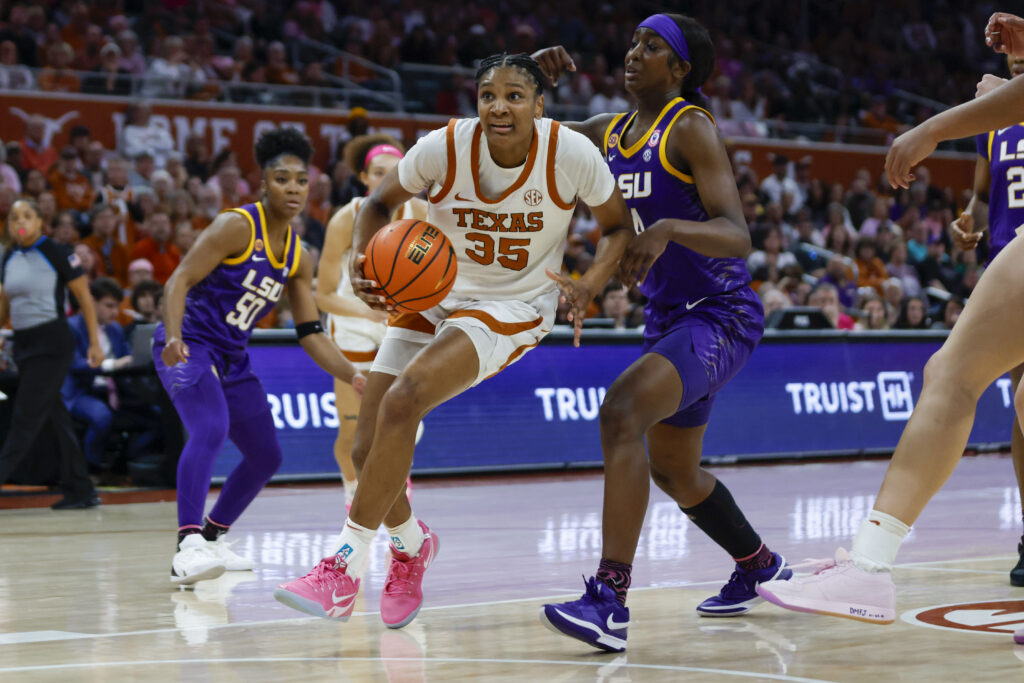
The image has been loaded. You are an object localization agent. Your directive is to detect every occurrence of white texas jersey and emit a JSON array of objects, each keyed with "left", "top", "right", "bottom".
[{"left": 398, "top": 117, "right": 616, "bottom": 301}]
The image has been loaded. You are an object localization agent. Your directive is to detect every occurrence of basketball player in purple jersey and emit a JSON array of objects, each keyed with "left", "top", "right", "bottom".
[
  {"left": 951, "top": 53, "right": 1024, "bottom": 585},
  {"left": 533, "top": 14, "right": 790, "bottom": 652},
  {"left": 155, "top": 128, "right": 364, "bottom": 586}
]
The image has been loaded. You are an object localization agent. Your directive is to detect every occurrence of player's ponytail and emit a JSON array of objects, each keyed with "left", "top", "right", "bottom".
[{"left": 666, "top": 14, "right": 713, "bottom": 110}]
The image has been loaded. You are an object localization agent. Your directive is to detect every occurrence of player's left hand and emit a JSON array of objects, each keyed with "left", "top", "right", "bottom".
[
  {"left": 619, "top": 222, "right": 671, "bottom": 288},
  {"left": 349, "top": 253, "right": 391, "bottom": 311},
  {"left": 546, "top": 268, "right": 592, "bottom": 347},
  {"left": 986, "top": 12, "right": 1024, "bottom": 56},
  {"left": 531, "top": 46, "right": 576, "bottom": 86},
  {"left": 87, "top": 343, "right": 104, "bottom": 368},
  {"left": 976, "top": 73, "right": 1008, "bottom": 98},
  {"left": 351, "top": 371, "right": 366, "bottom": 398},
  {"left": 884, "top": 124, "right": 939, "bottom": 189}
]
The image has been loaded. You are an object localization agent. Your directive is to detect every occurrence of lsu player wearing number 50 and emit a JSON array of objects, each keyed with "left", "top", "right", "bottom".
[
  {"left": 155, "top": 128, "right": 365, "bottom": 586},
  {"left": 274, "top": 53, "right": 632, "bottom": 627}
]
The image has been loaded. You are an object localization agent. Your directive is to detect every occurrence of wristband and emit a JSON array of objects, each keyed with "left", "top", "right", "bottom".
[
  {"left": 101, "top": 358, "right": 115, "bottom": 372},
  {"left": 296, "top": 320, "right": 324, "bottom": 340}
]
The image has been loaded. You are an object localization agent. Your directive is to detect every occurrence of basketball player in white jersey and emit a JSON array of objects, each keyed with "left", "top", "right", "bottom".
[
  {"left": 276, "top": 53, "right": 633, "bottom": 628},
  {"left": 316, "top": 134, "right": 426, "bottom": 509}
]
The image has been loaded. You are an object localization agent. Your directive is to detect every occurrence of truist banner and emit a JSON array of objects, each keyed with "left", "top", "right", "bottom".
[{"left": 213, "top": 332, "right": 1013, "bottom": 478}]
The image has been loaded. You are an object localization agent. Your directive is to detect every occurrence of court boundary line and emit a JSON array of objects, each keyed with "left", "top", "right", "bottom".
[{"left": 0, "top": 656, "right": 836, "bottom": 682}]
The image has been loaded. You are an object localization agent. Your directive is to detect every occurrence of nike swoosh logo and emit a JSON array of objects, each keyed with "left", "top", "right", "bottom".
[
  {"left": 606, "top": 613, "right": 630, "bottom": 630},
  {"left": 454, "top": 192, "right": 474, "bottom": 202},
  {"left": 332, "top": 590, "right": 357, "bottom": 605},
  {"left": 252, "top": 255, "right": 267, "bottom": 262},
  {"left": 685, "top": 296, "right": 709, "bottom": 310}
]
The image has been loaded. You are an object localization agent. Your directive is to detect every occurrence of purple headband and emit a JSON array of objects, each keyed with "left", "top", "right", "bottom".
[{"left": 637, "top": 14, "right": 690, "bottom": 62}]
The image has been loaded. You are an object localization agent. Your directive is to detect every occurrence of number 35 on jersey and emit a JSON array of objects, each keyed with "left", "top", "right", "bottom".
[{"left": 226, "top": 269, "right": 285, "bottom": 331}]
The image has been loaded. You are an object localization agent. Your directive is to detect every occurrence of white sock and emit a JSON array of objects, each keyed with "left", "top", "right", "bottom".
[
  {"left": 334, "top": 518, "right": 376, "bottom": 578},
  {"left": 342, "top": 477, "right": 357, "bottom": 507},
  {"left": 851, "top": 510, "right": 910, "bottom": 572},
  {"left": 387, "top": 513, "right": 424, "bottom": 557}
]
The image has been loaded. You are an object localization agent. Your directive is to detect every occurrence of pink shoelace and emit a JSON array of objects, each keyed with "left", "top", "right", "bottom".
[{"left": 383, "top": 556, "right": 416, "bottom": 596}]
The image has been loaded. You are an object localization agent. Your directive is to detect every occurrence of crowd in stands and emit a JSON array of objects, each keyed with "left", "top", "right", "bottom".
[{"left": 0, "top": 2, "right": 1007, "bottom": 141}]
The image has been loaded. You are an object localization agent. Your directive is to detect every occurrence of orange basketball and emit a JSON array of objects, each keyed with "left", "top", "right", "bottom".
[{"left": 364, "top": 219, "right": 457, "bottom": 312}]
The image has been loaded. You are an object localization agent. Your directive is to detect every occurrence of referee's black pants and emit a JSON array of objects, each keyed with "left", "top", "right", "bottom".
[{"left": 0, "top": 319, "right": 94, "bottom": 498}]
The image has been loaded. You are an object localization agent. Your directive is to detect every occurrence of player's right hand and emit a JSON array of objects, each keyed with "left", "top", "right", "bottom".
[
  {"left": 531, "top": 46, "right": 576, "bottom": 86},
  {"left": 349, "top": 252, "right": 391, "bottom": 311},
  {"left": 884, "top": 123, "right": 938, "bottom": 189},
  {"left": 976, "top": 73, "right": 1008, "bottom": 98},
  {"left": 162, "top": 338, "right": 190, "bottom": 366},
  {"left": 949, "top": 213, "right": 982, "bottom": 251},
  {"left": 986, "top": 12, "right": 1024, "bottom": 56}
]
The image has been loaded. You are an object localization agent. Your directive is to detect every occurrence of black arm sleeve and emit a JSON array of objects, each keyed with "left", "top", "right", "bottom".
[{"left": 39, "top": 239, "right": 85, "bottom": 284}]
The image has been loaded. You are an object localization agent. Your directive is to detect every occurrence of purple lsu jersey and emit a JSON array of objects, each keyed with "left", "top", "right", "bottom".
[
  {"left": 181, "top": 202, "right": 300, "bottom": 351},
  {"left": 602, "top": 98, "right": 752, "bottom": 306},
  {"left": 977, "top": 126, "right": 1024, "bottom": 261}
]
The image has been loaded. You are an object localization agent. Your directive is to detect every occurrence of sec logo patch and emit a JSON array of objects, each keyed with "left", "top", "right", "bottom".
[
  {"left": 254, "top": 238, "right": 265, "bottom": 252},
  {"left": 902, "top": 600, "right": 1024, "bottom": 636},
  {"left": 607, "top": 133, "right": 619, "bottom": 150},
  {"left": 524, "top": 189, "right": 543, "bottom": 206}
]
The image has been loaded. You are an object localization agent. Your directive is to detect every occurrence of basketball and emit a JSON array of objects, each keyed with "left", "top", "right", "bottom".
[{"left": 363, "top": 218, "right": 457, "bottom": 312}]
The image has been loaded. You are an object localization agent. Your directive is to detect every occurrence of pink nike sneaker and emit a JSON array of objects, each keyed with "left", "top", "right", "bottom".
[
  {"left": 380, "top": 521, "right": 438, "bottom": 629},
  {"left": 756, "top": 548, "right": 896, "bottom": 624},
  {"left": 274, "top": 554, "right": 361, "bottom": 620}
]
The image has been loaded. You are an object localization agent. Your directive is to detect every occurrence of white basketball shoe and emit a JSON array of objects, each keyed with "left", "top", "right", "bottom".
[{"left": 171, "top": 534, "right": 227, "bottom": 586}]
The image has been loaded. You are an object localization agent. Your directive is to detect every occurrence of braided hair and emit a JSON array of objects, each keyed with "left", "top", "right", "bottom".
[
  {"left": 663, "top": 14, "right": 713, "bottom": 109},
  {"left": 475, "top": 53, "right": 545, "bottom": 96}
]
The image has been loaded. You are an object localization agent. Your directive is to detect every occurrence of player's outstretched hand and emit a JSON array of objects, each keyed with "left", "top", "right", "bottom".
[
  {"left": 619, "top": 221, "right": 671, "bottom": 288},
  {"left": 949, "top": 213, "right": 982, "bottom": 251},
  {"left": 986, "top": 13, "right": 1024, "bottom": 56},
  {"left": 884, "top": 125, "right": 938, "bottom": 189},
  {"left": 351, "top": 372, "right": 366, "bottom": 398},
  {"left": 87, "top": 343, "right": 105, "bottom": 368},
  {"left": 161, "top": 338, "right": 190, "bottom": 366},
  {"left": 531, "top": 46, "right": 576, "bottom": 87},
  {"left": 546, "top": 268, "right": 592, "bottom": 347},
  {"left": 349, "top": 252, "right": 392, "bottom": 311},
  {"left": 977, "top": 73, "right": 1008, "bottom": 98}
]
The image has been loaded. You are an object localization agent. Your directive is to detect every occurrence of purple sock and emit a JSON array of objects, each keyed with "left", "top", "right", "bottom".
[
  {"left": 596, "top": 558, "right": 632, "bottom": 605},
  {"left": 735, "top": 543, "right": 775, "bottom": 571}
]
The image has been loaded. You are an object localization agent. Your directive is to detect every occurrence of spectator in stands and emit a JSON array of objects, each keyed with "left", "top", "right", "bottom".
[
  {"left": 82, "top": 141, "right": 105, "bottom": 190},
  {"left": 19, "top": 115, "right": 58, "bottom": 174},
  {"left": 37, "top": 191, "right": 57, "bottom": 230},
  {"left": 129, "top": 210, "right": 180, "bottom": 284},
  {"left": 956, "top": 264, "right": 981, "bottom": 299},
  {"left": 856, "top": 294, "right": 889, "bottom": 331},
  {"left": 820, "top": 255, "right": 858, "bottom": 308},
  {"left": 84, "top": 204, "right": 130, "bottom": 286},
  {"left": 183, "top": 134, "right": 210, "bottom": 181},
  {"left": 128, "top": 151, "right": 156, "bottom": 188},
  {"left": 22, "top": 169, "right": 46, "bottom": 200},
  {"left": 122, "top": 103, "right": 175, "bottom": 169},
  {"left": 894, "top": 295, "right": 929, "bottom": 330},
  {"left": 861, "top": 96, "right": 906, "bottom": 140},
  {"left": 62, "top": 277, "right": 133, "bottom": 468},
  {"left": 74, "top": 243, "right": 98, "bottom": 281},
  {"left": 116, "top": 29, "right": 146, "bottom": 76},
  {"left": 68, "top": 126, "right": 90, "bottom": 162},
  {"left": 144, "top": 35, "right": 205, "bottom": 98},
  {"left": 930, "top": 297, "right": 963, "bottom": 331},
  {"left": 808, "top": 282, "right": 854, "bottom": 330},
  {"left": 859, "top": 196, "right": 895, "bottom": 238},
  {"left": 600, "top": 281, "right": 630, "bottom": 330},
  {"left": 48, "top": 147, "right": 95, "bottom": 214},
  {"left": 173, "top": 222, "right": 196, "bottom": 256},
  {"left": 167, "top": 190, "right": 201, "bottom": 233},
  {"left": 916, "top": 234, "right": 958, "bottom": 292},
  {"left": 760, "top": 155, "right": 801, "bottom": 216},
  {"left": 0, "top": 185, "right": 17, "bottom": 226},
  {"left": 305, "top": 174, "right": 333, "bottom": 227},
  {"left": 95, "top": 156, "right": 135, "bottom": 243},
  {"left": 855, "top": 237, "right": 888, "bottom": 293},
  {"left": 38, "top": 42, "right": 80, "bottom": 93},
  {"left": 588, "top": 75, "right": 628, "bottom": 116},
  {"left": 823, "top": 202, "right": 856, "bottom": 250},
  {"left": 210, "top": 164, "right": 248, "bottom": 209},
  {"left": 844, "top": 174, "right": 875, "bottom": 230},
  {"left": 0, "top": 143, "right": 22, "bottom": 194},
  {"left": 761, "top": 287, "right": 792, "bottom": 320},
  {"left": 195, "top": 184, "right": 221, "bottom": 225},
  {"left": 164, "top": 152, "right": 187, "bottom": 189},
  {"left": 151, "top": 169, "right": 173, "bottom": 206},
  {"left": 266, "top": 41, "right": 301, "bottom": 86},
  {"left": 83, "top": 43, "right": 132, "bottom": 96},
  {"left": 747, "top": 225, "right": 797, "bottom": 284},
  {"left": 0, "top": 39, "right": 33, "bottom": 90},
  {"left": 51, "top": 210, "right": 77, "bottom": 245},
  {"left": 124, "top": 279, "right": 163, "bottom": 342},
  {"left": 74, "top": 24, "right": 105, "bottom": 72}
]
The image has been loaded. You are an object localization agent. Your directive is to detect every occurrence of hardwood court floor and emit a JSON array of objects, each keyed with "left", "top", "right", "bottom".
[{"left": 1, "top": 454, "right": 1022, "bottom": 681}]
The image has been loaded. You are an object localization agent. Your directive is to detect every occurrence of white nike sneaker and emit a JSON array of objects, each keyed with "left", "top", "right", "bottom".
[
  {"left": 208, "top": 537, "right": 255, "bottom": 571},
  {"left": 171, "top": 534, "right": 227, "bottom": 586}
]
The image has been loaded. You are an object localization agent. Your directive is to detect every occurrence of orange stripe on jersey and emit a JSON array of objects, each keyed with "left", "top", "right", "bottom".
[
  {"left": 341, "top": 349, "right": 378, "bottom": 362},
  {"left": 546, "top": 121, "right": 576, "bottom": 210},
  {"left": 471, "top": 121, "right": 539, "bottom": 204},
  {"left": 388, "top": 311, "right": 437, "bottom": 335},
  {"left": 448, "top": 309, "right": 543, "bottom": 335},
  {"left": 485, "top": 339, "right": 541, "bottom": 379},
  {"left": 428, "top": 119, "right": 459, "bottom": 204}
]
